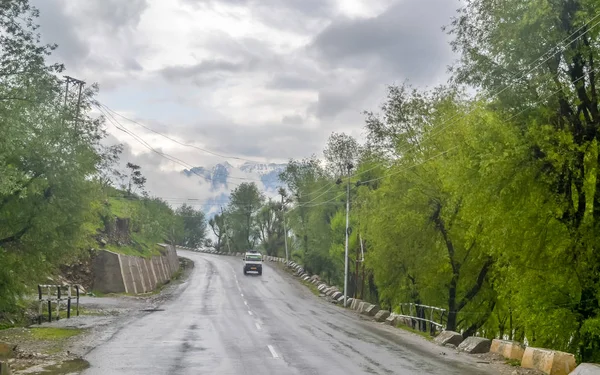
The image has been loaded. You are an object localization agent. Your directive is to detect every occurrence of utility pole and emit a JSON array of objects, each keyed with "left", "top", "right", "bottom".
[
  {"left": 343, "top": 162, "right": 353, "bottom": 308},
  {"left": 279, "top": 189, "right": 289, "bottom": 263},
  {"left": 63, "top": 76, "right": 85, "bottom": 126}
]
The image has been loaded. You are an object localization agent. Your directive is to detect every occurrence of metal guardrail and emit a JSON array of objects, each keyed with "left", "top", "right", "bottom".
[
  {"left": 398, "top": 303, "right": 447, "bottom": 334},
  {"left": 37, "top": 284, "right": 81, "bottom": 324}
]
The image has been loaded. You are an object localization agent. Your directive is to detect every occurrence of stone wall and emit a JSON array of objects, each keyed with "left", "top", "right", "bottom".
[{"left": 92, "top": 244, "right": 179, "bottom": 294}]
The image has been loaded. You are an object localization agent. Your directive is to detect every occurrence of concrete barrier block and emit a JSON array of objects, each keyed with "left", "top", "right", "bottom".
[
  {"left": 570, "top": 363, "right": 600, "bottom": 375},
  {"left": 374, "top": 310, "right": 390, "bottom": 322},
  {"left": 490, "top": 339, "right": 526, "bottom": 361},
  {"left": 351, "top": 299, "right": 362, "bottom": 310},
  {"left": 343, "top": 298, "right": 353, "bottom": 307},
  {"left": 357, "top": 302, "right": 369, "bottom": 313},
  {"left": 522, "top": 347, "right": 576, "bottom": 375},
  {"left": 385, "top": 313, "right": 398, "bottom": 325},
  {"left": 396, "top": 316, "right": 412, "bottom": 326},
  {"left": 332, "top": 292, "right": 343, "bottom": 299},
  {"left": 365, "top": 304, "right": 381, "bottom": 317},
  {"left": 458, "top": 337, "right": 492, "bottom": 354},
  {"left": 318, "top": 284, "right": 327, "bottom": 292},
  {"left": 434, "top": 331, "right": 463, "bottom": 347}
]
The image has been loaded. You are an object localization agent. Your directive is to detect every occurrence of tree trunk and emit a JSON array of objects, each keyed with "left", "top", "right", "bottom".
[{"left": 447, "top": 275, "right": 458, "bottom": 331}]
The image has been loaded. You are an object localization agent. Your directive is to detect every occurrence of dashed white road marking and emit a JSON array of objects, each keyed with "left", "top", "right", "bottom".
[
  {"left": 240, "top": 293, "right": 244, "bottom": 297},
  {"left": 244, "top": 300, "right": 248, "bottom": 306},
  {"left": 255, "top": 322, "right": 261, "bottom": 331},
  {"left": 248, "top": 311, "right": 253, "bottom": 316},
  {"left": 267, "top": 345, "right": 279, "bottom": 359}
]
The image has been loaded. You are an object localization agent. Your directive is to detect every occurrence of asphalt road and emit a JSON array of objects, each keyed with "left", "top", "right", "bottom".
[{"left": 82, "top": 251, "right": 497, "bottom": 375}]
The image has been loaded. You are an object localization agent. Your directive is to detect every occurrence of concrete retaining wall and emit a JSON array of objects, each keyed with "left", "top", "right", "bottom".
[{"left": 92, "top": 244, "right": 179, "bottom": 294}]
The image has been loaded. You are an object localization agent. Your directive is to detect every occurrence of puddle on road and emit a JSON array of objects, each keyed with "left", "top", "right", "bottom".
[
  {"left": 140, "top": 308, "right": 165, "bottom": 312},
  {"left": 32, "top": 358, "right": 90, "bottom": 374}
]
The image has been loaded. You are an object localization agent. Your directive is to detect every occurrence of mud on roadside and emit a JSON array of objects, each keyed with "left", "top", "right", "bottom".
[{"left": 0, "top": 256, "right": 194, "bottom": 374}]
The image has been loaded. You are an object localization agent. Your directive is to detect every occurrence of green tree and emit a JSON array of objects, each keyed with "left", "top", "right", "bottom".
[
  {"left": 256, "top": 199, "right": 285, "bottom": 256},
  {"left": 175, "top": 204, "right": 207, "bottom": 249},
  {"left": 0, "top": 0, "right": 105, "bottom": 310},
  {"left": 449, "top": 0, "right": 600, "bottom": 360},
  {"left": 226, "top": 183, "right": 264, "bottom": 252},
  {"left": 208, "top": 212, "right": 227, "bottom": 252}
]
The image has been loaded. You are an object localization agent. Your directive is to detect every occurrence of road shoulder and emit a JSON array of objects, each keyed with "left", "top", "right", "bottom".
[
  {"left": 269, "top": 260, "right": 542, "bottom": 375},
  {"left": 0, "top": 256, "right": 194, "bottom": 374}
]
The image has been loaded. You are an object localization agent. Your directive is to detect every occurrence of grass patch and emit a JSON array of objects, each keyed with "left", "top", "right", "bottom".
[
  {"left": 107, "top": 197, "right": 135, "bottom": 218},
  {"left": 29, "top": 327, "right": 82, "bottom": 340},
  {"left": 505, "top": 359, "right": 521, "bottom": 367},
  {"left": 34, "top": 358, "right": 90, "bottom": 374},
  {"left": 103, "top": 234, "right": 162, "bottom": 258},
  {"left": 300, "top": 279, "right": 321, "bottom": 296},
  {"left": 396, "top": 324, "right": 434, "bottom": 341}
]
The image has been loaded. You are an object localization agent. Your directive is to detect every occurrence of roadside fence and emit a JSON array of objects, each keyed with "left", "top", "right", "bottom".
[
  {"left": 398, "top": 303, "right": 446, "bottom": 335},
  {"left": 37, "top": 284, "right": 81, "bottom": 324}
]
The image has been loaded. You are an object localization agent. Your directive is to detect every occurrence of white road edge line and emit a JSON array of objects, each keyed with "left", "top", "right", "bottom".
[
  {"left": 267, "top": 345, "right": 279, "bottom": 359},
  {"left": 255, "top": 322, "right": 261, "bottom": 330}
]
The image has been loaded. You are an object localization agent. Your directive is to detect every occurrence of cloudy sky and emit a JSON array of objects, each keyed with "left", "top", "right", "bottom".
[{"left": 31, "top": 0, "right": 459, "bottom": 205}]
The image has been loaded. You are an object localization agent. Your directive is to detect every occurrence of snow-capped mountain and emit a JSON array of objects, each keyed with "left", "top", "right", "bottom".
[
  {"left": 183, "top": 162, "right": 234, "bottom": 190},
  {"left": 239, "top": 162, "right": 283, "bottom": 174}
]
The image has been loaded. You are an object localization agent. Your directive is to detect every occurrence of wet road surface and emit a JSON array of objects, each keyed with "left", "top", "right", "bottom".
[{"left": 82, "top": 251, "right": 497, "bottom": 375}]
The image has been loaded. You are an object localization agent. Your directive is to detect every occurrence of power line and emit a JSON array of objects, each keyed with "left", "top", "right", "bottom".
[
  {"left": 347, "top": 13, "right": 600, "bottom": 182},
  {"left": 98, "top": 105, "right": 274, "bottom": 189},
  {"left": 97, "top": 103, "right": 265, "bottom": 183},
  {"left": 98, "top": 102, "right": 269, "bottom": 165}
]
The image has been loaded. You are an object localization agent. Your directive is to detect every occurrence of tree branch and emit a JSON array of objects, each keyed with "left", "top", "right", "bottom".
[{"left": 457, "top": 257, "right": 494, "bottom": 312}]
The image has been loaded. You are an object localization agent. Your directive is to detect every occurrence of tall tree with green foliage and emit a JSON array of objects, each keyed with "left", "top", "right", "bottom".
[
  {"left": 226, "top": 183, "right": 264, "bottom": 252},
  {"left": 449, "top": 0, "right": 600, "bottom": 360},
  {"left": 175, "top": 204, "right": 207, "bottom": 249},
  {"left": 0, "top": 0, "right": 105, "bottom": 311}
]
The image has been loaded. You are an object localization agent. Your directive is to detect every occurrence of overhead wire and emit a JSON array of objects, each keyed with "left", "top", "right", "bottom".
[
  {"left": 346, "top": 13, "right": 600, "bottom": 182},
  {"left": 285, "top": 62, "right": 600, "bottom": 213},
  {"left": 278, "top": 14, "right": 600, "bottom": 202},
  {"left": 98, "top": 102, "right": 268, "bottom": 165},
  {"left": 97, "top": 104, "right": 268, "bottom": 184},
  {"left": 97, "top": 105, "right": 245, "bottom": 189}
]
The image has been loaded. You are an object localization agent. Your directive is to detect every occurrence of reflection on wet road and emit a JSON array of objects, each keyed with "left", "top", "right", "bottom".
[{"left": 82, "top": 251, "right": 495, "bottom": 375}]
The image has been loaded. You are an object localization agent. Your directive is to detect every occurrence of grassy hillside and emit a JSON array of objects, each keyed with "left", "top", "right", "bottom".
[{"left": 95, "top": 195, "right": 176, "bottom": 259}]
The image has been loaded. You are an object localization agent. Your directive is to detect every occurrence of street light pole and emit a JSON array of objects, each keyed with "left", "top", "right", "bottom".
[
  {"left": 279, "top": 188, "right": 289, "bottom": 263},
  {"left": 343, "top": 163, "right": 352, "bottom": 308},
  {"left": 283, "top": 213, "right": 289, "bottom": 263}
]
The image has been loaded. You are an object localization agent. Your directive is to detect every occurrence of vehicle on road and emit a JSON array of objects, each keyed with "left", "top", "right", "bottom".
[{"left": 243, "top": 250, "right": 263, "bottom": 275}]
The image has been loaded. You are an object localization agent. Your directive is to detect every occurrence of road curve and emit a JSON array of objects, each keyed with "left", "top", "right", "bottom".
[{"left": 82, "top": 251, "right": 497, "bottom": 375}]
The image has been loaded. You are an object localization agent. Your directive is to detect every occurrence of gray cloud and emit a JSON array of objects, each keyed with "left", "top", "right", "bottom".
[
  {"left": 31, "top": 0, "right": 147, "bottom": 79},
  {"left": 281, "top": 114, "right": 304, "bottom": 125},
  {"left": 186, "top": 120, "right": 324, "bottom": 160},
  {"left": 31, "top": 0, "right": 90, "bottom": 64},
  {"left": 83, "top": 0, "right": 148, "bottom": 32},
  {"left": 265, "top": 73, "right": 321, "bottom": 91},
  {"left": 311, "top": 0, "right": 458, "bottom": 85},
  {"left": 160, "top": 59, "right": 246, "bottom": 81},
  {"left": 183, "top": 0, "right": 335, "bottom": 32}
]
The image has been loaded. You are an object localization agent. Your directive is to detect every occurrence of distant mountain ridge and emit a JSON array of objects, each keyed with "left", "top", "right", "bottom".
[{"left": 182, "top": 161, "right": 287, "bottom": 214}]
